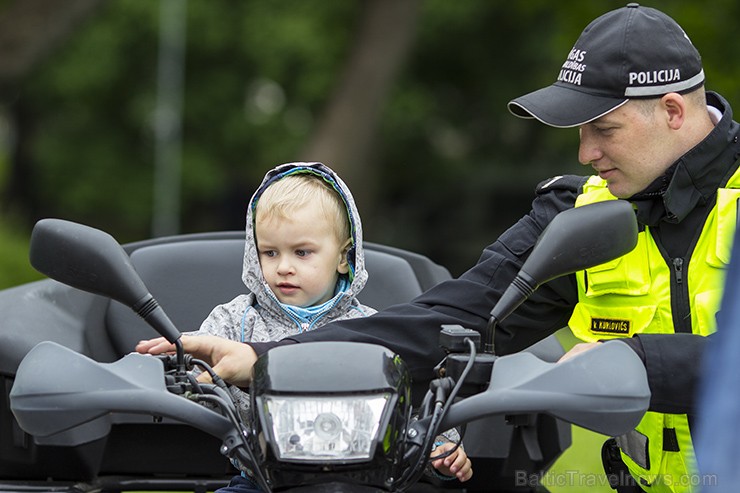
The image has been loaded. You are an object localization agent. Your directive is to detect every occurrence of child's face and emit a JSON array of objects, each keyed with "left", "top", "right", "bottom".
[{"left": 255, "top": 201, "right": 350, "bottom": 307}]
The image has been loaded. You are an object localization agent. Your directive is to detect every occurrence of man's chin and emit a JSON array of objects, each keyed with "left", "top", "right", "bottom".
[{"left": 605, "top": 182, "right": 633, "bottom": 199}]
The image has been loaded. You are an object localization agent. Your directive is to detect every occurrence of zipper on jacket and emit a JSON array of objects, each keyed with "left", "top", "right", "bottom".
[
  {"left": 671, "top": 257, "right": 692, "bottom": 333},
  {"left": 264, "top": 290, "right": 309, "bottom": 333},
  {"left": 267, "top": 288, "right": 348, "bottom": 334},
  {"left": 306, "top": 293, "right": 346, "bottom": 332},
  {"left": 673, "top": 257, "right": 683, "bottom": 284}
]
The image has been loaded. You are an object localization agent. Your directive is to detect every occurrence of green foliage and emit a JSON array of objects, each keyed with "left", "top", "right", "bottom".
[
  {"left": 0, "top": 218, "right": 42, "bottom": 289},
  {"left": 6, "top": 0, "right": 740, "bottom": 276},
  {"left": 14, "top": 0, "right": 361, "bottom": 243}
]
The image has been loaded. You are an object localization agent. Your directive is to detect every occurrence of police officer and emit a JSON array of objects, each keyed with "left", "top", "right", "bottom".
[
  {"left": 504, "top": 5, "right": 737, "bottom": 492},
  {"left": 137, "top": 4, "right": 739, "bottom": 492}
]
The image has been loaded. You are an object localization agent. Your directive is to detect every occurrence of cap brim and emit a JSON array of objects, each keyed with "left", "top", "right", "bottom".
[{"left": 507, "top": 84, "right": 628, "bottom": 128}]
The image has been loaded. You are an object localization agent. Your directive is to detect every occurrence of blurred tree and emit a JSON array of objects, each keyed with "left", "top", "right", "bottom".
[
  {"left": 301, "top": 0, "right": 421, "bottom": 217},
  {"left": 0, "top": 0, "right": 104, "bottom": 219},
  {"left": 0, "top": 0, "right": 103, "bottom": 84},
  {"left": 0, "top": 0, "right": 738, "bottom": 286}
]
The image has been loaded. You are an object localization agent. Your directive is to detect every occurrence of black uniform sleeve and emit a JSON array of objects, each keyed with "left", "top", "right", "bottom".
[
  {"left": 637, "top": 333, "right": 709, "bottom": 415},
  {"left": 251, "top": 340, "right": 295, "bottom": 354},
  {"left": 612, "top": 333, "right": 709, "bottom": 415},
  {"left": 266, "top": 175, "right": 586, "bottom": 391}
]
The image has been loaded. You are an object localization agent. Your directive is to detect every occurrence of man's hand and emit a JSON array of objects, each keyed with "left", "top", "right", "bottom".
[
  {"left": 558, "top": 341, "right": 602, "bottom": 363},
  {"left": 135, "top": 337, "right": 177, "bottom": 355},
  {"left": 135, "top": 335, "right": 258, "bottom": 387}
]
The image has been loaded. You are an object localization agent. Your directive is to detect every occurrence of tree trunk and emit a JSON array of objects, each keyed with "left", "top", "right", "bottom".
[
  {"left": 0, "top": 0, "right": 104, "bottom": 87},
  {"left": 300, "top": 0, "right": 421, "bottom": 221},
  {"left": 0, "top": 0, "right": 104, "bottom": 219}
]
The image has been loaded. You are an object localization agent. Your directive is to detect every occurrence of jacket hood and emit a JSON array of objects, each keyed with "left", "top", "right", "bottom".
[{"left": 241, "top": 162, "right": 369, "bottom": 319}]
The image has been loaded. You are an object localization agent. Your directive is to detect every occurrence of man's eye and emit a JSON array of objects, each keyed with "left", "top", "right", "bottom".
[{"left": 595, "top": 126, "right": 615, "bottom": 134}]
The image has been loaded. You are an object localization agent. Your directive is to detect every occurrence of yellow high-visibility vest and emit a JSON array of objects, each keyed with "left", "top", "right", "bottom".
[{"left": 568, "top": 173, "right": 740, "bottom": 492}]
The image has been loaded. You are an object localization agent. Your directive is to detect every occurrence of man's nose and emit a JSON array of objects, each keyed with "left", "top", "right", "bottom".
[{"left": 578, "top": 128, "right": 601, "bottom": 165}]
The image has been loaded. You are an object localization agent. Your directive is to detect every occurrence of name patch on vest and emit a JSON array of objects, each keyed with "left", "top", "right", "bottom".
[{"left": 590, "top": 318, "right": 631, "bottom": 335}]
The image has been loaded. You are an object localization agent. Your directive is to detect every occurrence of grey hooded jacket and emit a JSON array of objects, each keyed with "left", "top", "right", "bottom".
[{"left": 190, "top": 161, "right": 376, "bottom": 345}]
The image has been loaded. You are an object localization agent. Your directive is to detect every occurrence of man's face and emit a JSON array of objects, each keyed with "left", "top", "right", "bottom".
[{"left": 578, "top": 100, "right": 676, "bottom": 198}]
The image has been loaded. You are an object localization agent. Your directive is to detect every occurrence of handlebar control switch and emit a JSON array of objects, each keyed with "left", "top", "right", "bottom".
[{"left": 439, "top": 324, "right": 481, "bottom": 353}]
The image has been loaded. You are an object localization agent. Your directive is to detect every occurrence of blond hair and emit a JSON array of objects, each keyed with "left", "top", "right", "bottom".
[{"left": 255, "top": 174, "right": 350, "bottom": 243}]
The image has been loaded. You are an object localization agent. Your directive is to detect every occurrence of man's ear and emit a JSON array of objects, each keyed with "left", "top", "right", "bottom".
[
  {"left": 662, "top": 92, "right": 686, "bottom": 130},
  {"left": 337, "top": 238, "right": 352, "bottom": 274}
]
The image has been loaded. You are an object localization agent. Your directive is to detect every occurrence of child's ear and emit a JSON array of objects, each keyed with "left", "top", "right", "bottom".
[{"left": 337, "top": 238, "right": 352, "bottom": 274}]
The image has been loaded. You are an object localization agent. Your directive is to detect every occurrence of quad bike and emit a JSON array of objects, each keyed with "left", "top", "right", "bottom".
[{"left": 5, "top": 200, "right": 647, "bottom": 492}]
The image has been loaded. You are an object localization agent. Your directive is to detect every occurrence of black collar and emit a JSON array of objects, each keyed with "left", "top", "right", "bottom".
[{"left": 630, "top": 91, "right": 740, "bottom": 227}]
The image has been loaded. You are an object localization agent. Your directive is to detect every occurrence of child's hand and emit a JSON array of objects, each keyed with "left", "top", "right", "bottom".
[{"left": 430, "top": 441, "right": 473, "bottom": 482}]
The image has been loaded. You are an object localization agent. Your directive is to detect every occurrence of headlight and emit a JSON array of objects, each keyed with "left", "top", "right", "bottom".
[{"left": 263, "top": 394, "right": 390, "bottom": 462}]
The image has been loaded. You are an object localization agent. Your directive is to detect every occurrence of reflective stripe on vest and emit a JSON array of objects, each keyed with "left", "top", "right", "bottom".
[{"left": 568, "top": 174, "right": 740, "bottom": 492}]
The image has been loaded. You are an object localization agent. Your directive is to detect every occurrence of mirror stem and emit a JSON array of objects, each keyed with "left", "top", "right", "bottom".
[
  {"left": 483, "top": 316, "right": 497, "bottom": 354},
  {"left": 485, "top": 272, "right": 537, "bottom": 354},
  {"left": 133, "top": 295, "right": 183, "bottom": 345},
  {"left": 174, "top": 338, "right": 186, "bottom": 373}
]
